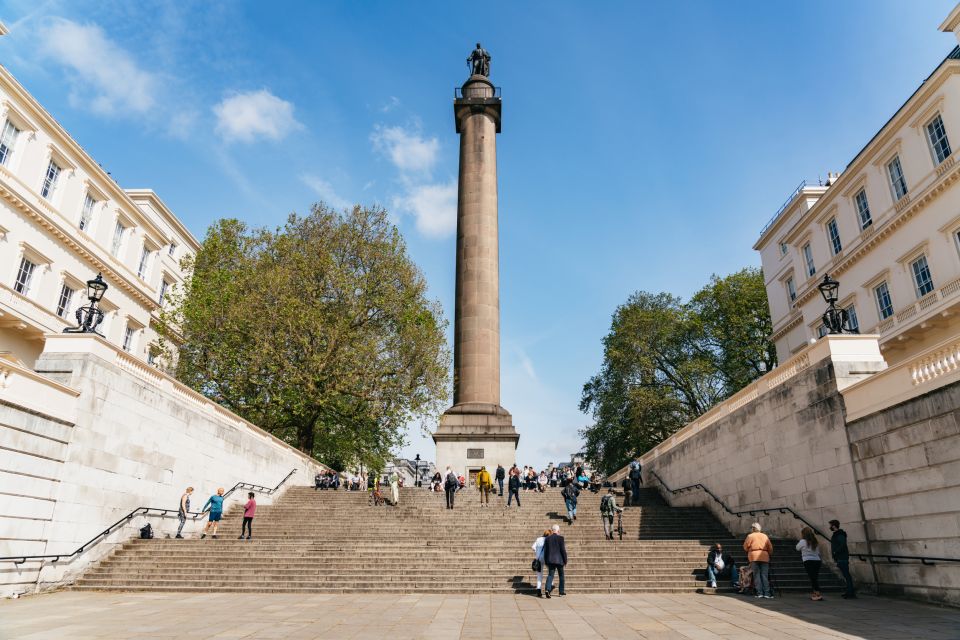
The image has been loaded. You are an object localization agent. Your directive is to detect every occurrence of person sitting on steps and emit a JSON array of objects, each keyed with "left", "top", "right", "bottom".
[{"left": 706, "top": 543, "right": 737, "bottom": 590}]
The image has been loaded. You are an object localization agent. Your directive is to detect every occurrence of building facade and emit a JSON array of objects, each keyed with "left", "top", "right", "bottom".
[
  {"left": 0, "top": 63, "right": 197, "bottom": 369},
  {"left": 756, "top": 13, "right": 960, "bottom": 366}
]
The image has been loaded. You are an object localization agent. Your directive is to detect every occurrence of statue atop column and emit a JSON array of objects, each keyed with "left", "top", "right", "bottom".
[{"left": 467, "top": 42, "right": 491, "bottom": 77}]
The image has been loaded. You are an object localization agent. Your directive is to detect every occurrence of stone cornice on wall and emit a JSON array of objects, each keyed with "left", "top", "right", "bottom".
[{"left": 770, "top": 310, "right": 803, "bottom": 342}]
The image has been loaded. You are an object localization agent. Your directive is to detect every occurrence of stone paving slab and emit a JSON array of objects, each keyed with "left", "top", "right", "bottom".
[{"left": 0, "top": 591, "right": 958, "bottom": 640}]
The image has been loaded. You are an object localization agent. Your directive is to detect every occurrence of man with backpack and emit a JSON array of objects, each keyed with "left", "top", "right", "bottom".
[
  {"left": 495, "top": 464, "right": 506, "bottom": 497},
  {"left": 562, "top": 479, "right": 580, "bottom": 524},
  {"left": 628, "top": 462, "right": 642, "bottom": 505},
  {"left": 507, "top": 469, "right": 521, "bottom": 507},
  {"left": 600, "top": 488, "right": 623, "bottom": 540},
  {"left": 444, "top": 466, "right": 458, "bottom": 509}
]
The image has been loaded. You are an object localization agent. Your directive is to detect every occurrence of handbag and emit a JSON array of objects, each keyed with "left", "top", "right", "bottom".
[{"left": 531, "top": 558, "right": 541, "bottom": 572}]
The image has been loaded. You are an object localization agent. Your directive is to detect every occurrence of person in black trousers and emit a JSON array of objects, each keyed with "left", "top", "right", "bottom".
[
  {"left": 507, "top": 471, "right": 521, "bottom": 507},
  {"left": 542, "top": 524, "right": 567, "bottom": 597},
  {"left": 495, "top": 464, "right": 506, "bottom": 497},
  {"left": 829, "top": 520, "right": 856, "bottom": 598},
  {"left": 444, "top": 467, "right": 458, "bottom": 509}
]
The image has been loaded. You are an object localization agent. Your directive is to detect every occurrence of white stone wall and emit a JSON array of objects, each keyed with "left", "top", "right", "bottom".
[{"left": 0, "top": 335, "right": 326, "bottom": 596}]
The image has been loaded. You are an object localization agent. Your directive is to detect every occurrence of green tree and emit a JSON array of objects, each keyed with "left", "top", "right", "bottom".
[
  {"left": 579, "top": 269, "right": 776, "bottom": 473},
  {"left": 159, "top": 204, "right": 450, "bottom": 471}
]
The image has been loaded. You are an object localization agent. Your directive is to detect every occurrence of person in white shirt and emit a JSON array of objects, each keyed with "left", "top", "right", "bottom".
[
  {"left": 796, "top": 527, "right": 823, "bottom": 601},
  {"left": 706, "top": 543, "right": 737, "bottom": 589},
  {"left": 531, "top": 529, "right": 550, "bottom": 594}
]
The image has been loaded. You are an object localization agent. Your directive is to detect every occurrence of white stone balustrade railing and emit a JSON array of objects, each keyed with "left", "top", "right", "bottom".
[
  {"left": 867, "top": 277, "right": 960, "bottom": 336},
  {"left": 0, "top": 352, "right": 79, "bottom": 423}
]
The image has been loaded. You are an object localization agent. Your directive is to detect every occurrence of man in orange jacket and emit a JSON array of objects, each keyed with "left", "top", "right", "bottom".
[{"left": 743, "top": 522, "right": 774, "bottom": 598}]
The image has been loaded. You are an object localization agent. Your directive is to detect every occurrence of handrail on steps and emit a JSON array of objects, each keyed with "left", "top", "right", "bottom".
[
  {"left": 0, "top": 468, "right": 299, "bottom": 565},
  {"left": 648, "top": 469, "right": 960, "bottom": 567}
]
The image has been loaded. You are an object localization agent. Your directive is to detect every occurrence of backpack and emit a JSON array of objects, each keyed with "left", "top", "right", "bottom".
[
  {"left": 139, "top": 523, "right": 153, "bottom": 539},
  {"left": 600, "top": 494, "right": 614, "bottom": 515},
  {"left": 445, "top": 472, "right": 458, "bottom": 489}
]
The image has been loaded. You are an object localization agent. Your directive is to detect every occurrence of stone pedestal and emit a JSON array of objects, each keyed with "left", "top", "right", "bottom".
[{"left": 433, "top": 73, "right": 518, "bottom": 477}]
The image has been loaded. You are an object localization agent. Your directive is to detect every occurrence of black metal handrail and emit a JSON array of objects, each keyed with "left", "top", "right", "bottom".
[
  {"left": 649, "top": 469, "right": 960, "bottom": 567},
  {"left": 0, "top": 468, "right": 299, "bottom": 565}
]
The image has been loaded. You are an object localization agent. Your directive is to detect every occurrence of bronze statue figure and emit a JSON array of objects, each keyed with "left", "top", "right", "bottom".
[{"left": 467, "top": 42, "right": 491, "bottom": 77}]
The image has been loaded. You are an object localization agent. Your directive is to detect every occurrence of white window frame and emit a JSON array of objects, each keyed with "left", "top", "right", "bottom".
[
  {"left": 55, "top": 282, "right": 76, "bottom": 319},
  {"left": 0, "top": 118, "right": 20, "bottom": 167},
  {"left": 854, "top": 189, "right": 872, "bottom": 230},
  {"left": 845, "top": 304, "right": 859, "bottom": 333},
  {"left": 79, "top": 194, "right": 97, "bottom": 232},
  {"left": 874, "top": 281, "right": 894, "bottom": 320},
  {"left": 826, "top": 218, "right": 842, "bottom": 255},
  {"left": 802, "top": 243, "right": 815, "bottom": 277},
  {"left": 926, "top": 113, "right": 952, "bottom": 165},
  {"left": 910, "top": 255, "right": 935, "bottom": 298},
  {"left": 40, "top": 159, "right": 62, "bottom": 200},
  {"left": 136, "top": 245, "right": 152, "bottom": 280},
  {"left": 786, "top": 277, "right": 796, "bottom": 303},
  {"left": 111, "top": 221, "right": 127, "bottom": 258},
  {"left": 816, "top": 324, "right": 828, "bottom": 339},
  {"left": 122, "top": 325, "right": 137, "bottom": 353},
  {"left": 168, "top": 242, "right": 177, "bottom": 257},
  {"left": 158, "top": 278, "right": 170, "bottom": 305},
  {"left": 13, "top": 256, "right": 37, "bottom": 296},
  {"left": 887, "top": 155, "right": 908, "bottom": 201}
]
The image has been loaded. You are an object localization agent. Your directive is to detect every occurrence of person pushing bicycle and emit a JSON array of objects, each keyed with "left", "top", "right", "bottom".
[{"left": 600, "top": 488, "right": 624, "bottom": 540}]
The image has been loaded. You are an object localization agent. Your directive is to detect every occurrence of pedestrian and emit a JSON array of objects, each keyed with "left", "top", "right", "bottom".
[
  {"left": 628, "top": 462, "right": 642, "bottom": 505},
  {"left": 200, "top": 487, "right": 225, "bottom": 539},
  {"left": 600, "top": 488, "right": 623, "bottom": 540},
  {"left": 796, "top": 527, "right": 823, "bottom": 601},
  {"left": 239, "top": 491, "right": 256, "bottom": 540},
  {"left": 542, "top": 524, "right": 567, "bottom": 598},
  {"left": 538, "top": 470, "right": 548, "bottom": 493},
  {"left": 444, "top": 466, "right": 458, "bottom": 509},
  {"left": 562, "top": 478, "right": 580, "bottom": 524},
  {"left": 743, "top": 523, "right": 774, "bottom": 599},
  {"left": 829, "top": 519, "right": 856, "bottom": 599},
  {"left": 620, "top": 476, "right": 633, "bottom": 507},
  {"left": 314, "top": 473, "right": 322, "bottom": 490},
  {"left": 495, "top": 464, "right": 505, "bottom": 497},
  {"left": 389, "top": 469, "right": 400, "bottom": 507},
  {"left": 477, "top": 466, "right": 492, "bottom": 507},
  {"left": 706, "top": 543, "right": 738, "bottom": 589},
  {"left": 507, "top": 469, "right": 521, "bottom": 507},
  {"left": 176, "top": 486, "right": 193, "bottom": 539},
  {"left": 532, "top": 528, "right": 549, "bottom": 594}
]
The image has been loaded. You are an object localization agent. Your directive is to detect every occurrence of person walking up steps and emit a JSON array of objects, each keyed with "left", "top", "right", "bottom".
[
  {"left": 495, "top": 464, "right": 505, "bottom": 497},
  {"left": 744, "top": 523, "right": 774, "bottom": 599},
  {"left": 562, "top": 479, "right": 580, "bottom": 524},
  {"left": 389, "top": 469, "right": 400, "bottom": 507},
  {"left": 239, "top": 492, "right": 256, "bottom": 540},
  {"left": 829, "top": 519, "right": 856, "bottom": 599},
  {"left": 507, "top": 469, "right": 521, "bottom": 508},
  {"left": 628, "top": 461, "right": 642, "bottom": 505},
  {"left": 200, "top": 488, "right": 225, "bottom": 539},
  {"left": 444, "top": 466, "right": 458, "bottom": 509},
  {"left": 600, "top": 488, "right": 622, "bottom": 540},
  {"left": 542, "top": 524, "right": 567, "bottom": 597},
  {"left": 796, "top": 527, "right": 823, "bottom": 601},
  {"left": 176, "top": 486, "right": 193, "bottom": 539},
  {"left": 477, "top": 466, "right": 492, "bottom": 507},
  {"left": 532, "top": 528, "right": 549, "bottom": 595}
]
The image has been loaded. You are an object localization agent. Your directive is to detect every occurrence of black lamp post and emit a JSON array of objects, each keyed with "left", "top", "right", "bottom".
[
  {"left": 818, "top": 273, "right": 857, "bottom": 335},
  {"left": 63, "top": 273, "right": 109, "bottom": 336},
  {"left": 414, "top": 454, "right": 421, "bottom": 488}
]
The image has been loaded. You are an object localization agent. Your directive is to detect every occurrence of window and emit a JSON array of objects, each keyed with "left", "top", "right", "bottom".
[
  {"left": 816, "top": 324, "right": 829, "bottom": 339},
  {"left": 786, "top": 277, "right": 796, "bottom": 303},
  {"left": 147, "top": 351, "right": 157, "bottom": 366},
  {"left": 14, "top": 257, "right": 36, "bottom": 294},
  {"left": 855, "top": 189, "right": 872, "bottom": 230},
  {"left": 137, "top": 246, "right": 151, "bottom": 279},
  {"left": 111, "top": 221, "right": 126, "bottom": 257},
  {"left": 803, "top": 243, "right": 815, "bottom": 277},
  {"left": 846, "top": 305, "right": 859, "bottom": 333},
  {"left": 887, "top": 156, "right": 908, "bottom": 201},
  {"left": 79, "top": 194, "right": 96, "bottom": 231},
  {"left": 779, "top": 242, "right": 788, "bottom": 256},
  {"left": 122, "top": 325, "right": 136, "bottom": 353},
  {"left": 911, "top": 255, "right": 934, "bottom": 298},
  {"left": 927, "top": 114, "right": 952, "bottom": 164},
  {"left": 0, "top": 119, "right": 19, "bottom": 166},
  {"left": 875, "top": 282, "right": 894, "bottom": 319},
  {"left": 168, "top": 242, "right": 177, "bottom": 257},
  {"left": 158, "top": 279, "right": 170, "bottom": 305},
  {"left": 56, "top": 283, "right": 75, "bottom": 318},
  {"left": 826, "top": 218, "right": 842, "bottom": 255},
  {"left": 41, "top": 160, "right": 62, "bottom": 199}
]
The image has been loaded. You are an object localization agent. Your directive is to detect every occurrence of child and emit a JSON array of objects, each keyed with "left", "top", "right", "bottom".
[
  {"left": 239, "top": 492, "right": 256, "bottom": 540},
  {"left": 200, "top": 487, "right": 225, "bottom": 539}
]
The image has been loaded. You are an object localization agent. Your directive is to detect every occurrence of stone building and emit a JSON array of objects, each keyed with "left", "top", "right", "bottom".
[
  {"left": 756, "top": 10, "right": 960, "bottom": 366},
  {"left": 0, "top": 62, "right": 197, "bottom": 369}
]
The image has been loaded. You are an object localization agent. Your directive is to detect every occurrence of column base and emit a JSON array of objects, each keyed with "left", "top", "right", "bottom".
[{"left": 433, "top": 403, "right": 519, "bottom": 481}]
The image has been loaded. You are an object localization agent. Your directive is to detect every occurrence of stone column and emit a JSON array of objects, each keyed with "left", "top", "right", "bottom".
[{"left": 433, "top": 73, "right": 518, "bottom": 477}]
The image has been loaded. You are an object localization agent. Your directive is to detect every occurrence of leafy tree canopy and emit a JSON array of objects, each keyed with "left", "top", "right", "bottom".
[
  {"left": 159, "top": 204, "right": 450, "bottom": 471},
  {"left": 579, "top": 267, "right": 775, "bottom": 473}
]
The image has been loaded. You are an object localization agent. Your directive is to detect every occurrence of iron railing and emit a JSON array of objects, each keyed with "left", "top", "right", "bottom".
[
  {"left": 0, "top": 468, "right": 299, "bottom": 565},
  {"left": 648, "top": 469, "right": 960, "bottom": 567},
  {"left": 758, "top": 179, "right": 812, "bottom": 238}
]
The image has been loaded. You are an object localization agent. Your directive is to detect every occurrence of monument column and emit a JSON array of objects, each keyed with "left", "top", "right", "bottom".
[{"left": 434, "top": 44, "right": 518, "bottom": 480}]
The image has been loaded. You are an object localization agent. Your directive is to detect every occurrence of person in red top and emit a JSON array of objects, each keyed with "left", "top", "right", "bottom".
[{"left": 239, "top": 492, "right": 256, "bottom": 540}]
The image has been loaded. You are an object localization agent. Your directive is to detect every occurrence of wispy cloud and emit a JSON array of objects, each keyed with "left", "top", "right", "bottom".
[
  {"left": 213, "top": 89, "right": 302, "bottom": 143},
  {"left": 39, "top": 18, "right": 157, "bottom": 117},
  {"left": 380, "top": 96, "right": 401, "bottom": 113},
  {"left": 371, "top": 124, "right": 440, "bottom": 176},
  {"left": 301, "top": 174, "right": 351, "bottom": 210},
  {"left": 392, "top": 181, "right": 457, "bottom": 238}
]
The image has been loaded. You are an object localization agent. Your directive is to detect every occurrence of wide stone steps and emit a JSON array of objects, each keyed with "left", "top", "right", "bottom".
[{"left": 74, "top": 485, "right": 843, "bottom": 594}]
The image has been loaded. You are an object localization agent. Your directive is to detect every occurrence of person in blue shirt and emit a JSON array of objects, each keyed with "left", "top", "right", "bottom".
[{"left": 200, "top": 487, "right": 225, "bottom": 539}]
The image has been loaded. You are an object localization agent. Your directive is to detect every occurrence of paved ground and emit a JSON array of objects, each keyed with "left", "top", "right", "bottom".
[{"left": 1, "top": 591, "right": 958, "bottom": 640}]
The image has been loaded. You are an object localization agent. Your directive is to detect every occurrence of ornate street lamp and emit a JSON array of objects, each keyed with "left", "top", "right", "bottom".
[
  {"left": 64, "top": 273, "right": 109, "bottom": 336},
  {"left": 414, "top": 454, "right": 421, "bottom": 488},
  {"left": 818, "top": 273, "right": 857, "bottom": 335}
]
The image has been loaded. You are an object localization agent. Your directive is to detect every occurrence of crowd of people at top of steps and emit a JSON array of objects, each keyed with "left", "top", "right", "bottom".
[
  {"left": 171, "top": 486, "right": 258, "bottom": 541},
  {"left": 704, "top": 519, "right": 857, "bottom": 602}
]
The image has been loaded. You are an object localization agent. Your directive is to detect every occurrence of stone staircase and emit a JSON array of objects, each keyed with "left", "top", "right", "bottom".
[{"left": 73, "top": 486, "right": 842, "bottom": 594}]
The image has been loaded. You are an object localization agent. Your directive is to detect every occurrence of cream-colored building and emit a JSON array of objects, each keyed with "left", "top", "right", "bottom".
[
  {"left": 0, "top": 63, "right": 197, "bottom": 368},
  {"left": 756, "top": 12, "right": 960, "bottom": 366}
]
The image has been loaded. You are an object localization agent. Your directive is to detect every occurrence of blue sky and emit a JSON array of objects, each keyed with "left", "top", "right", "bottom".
[{"left": 1, "top": 1, "right": 955, "bottom": 469}]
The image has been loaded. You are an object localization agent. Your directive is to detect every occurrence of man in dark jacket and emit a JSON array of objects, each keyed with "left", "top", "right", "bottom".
[
  {"left": 829, "top": 519, "right": 856, "bottom": 598},
  {"left": 706, "top": 543, "right": 737, "bottom": 589},
  {"left": 495, "top": 464, "right": 506, "bottom": 496},
  {"left": 628, "top": 463, "right": 642, "bottom": 505},
  {"left": 507, "top": 471, "right": 521, "bottom": 507},
  {"left": 562, "top": 480, "right": 580, "bottom": 523},
  {"left": 542, "top": 524, "right": 567, "bottom": 597},
  {"left": 444, "top": 467, "right": 458, "bottom": 509}
]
